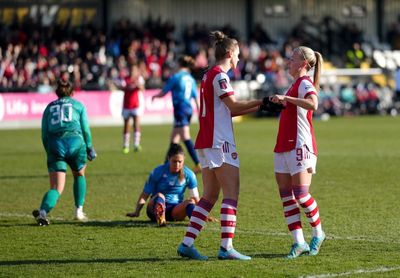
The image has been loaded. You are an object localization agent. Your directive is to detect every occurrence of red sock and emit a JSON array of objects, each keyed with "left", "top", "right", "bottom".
[
  {"left": 182, "top": 198, "right": 214, "bottom": 246},
  {"left": 280, "top": 189, "right": 304, "bottom": 243},
  {"left": 293, "top": 185, "right": 323, "bottom": 237},
  {"left": 220, "top": 199, "right": 237, "bottom": 250}
]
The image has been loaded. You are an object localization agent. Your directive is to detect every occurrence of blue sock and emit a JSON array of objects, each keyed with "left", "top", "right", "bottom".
[
  {"left": 184, "top": 140, "right": 199, "bottom": 165},
  {"left": 185, "top": 203, "right": 195, "bottom": 217},
  {"left": 154, "top": 196, "right": 165, "bottom": 206}
]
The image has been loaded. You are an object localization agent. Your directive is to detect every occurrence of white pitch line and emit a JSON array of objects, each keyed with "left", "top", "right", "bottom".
[
  {"left": 300, "top": 266, "right": 400, "bottom": 278},
  {"left": 1, "top": 212, "right": 400, "bottom": 244}
]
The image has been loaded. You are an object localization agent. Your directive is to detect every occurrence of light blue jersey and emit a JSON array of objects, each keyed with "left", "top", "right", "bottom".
[
  {"left": 162, "top": 70, "right": 197, "bottom": 114},
  {"left": 143, "top": 163, "right": 197, "bottom": 204}
]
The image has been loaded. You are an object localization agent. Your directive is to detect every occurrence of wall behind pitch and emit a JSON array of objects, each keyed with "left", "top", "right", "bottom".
[
  {"left": 252, "top": 0, "right": 377, "bottom": 42},
  {"left": 108, "top": 0, "right": 247, "bottom": 38}
]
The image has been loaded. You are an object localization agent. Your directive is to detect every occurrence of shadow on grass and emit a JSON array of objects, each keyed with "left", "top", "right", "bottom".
[
  {"left": 0, "top": 257, "right": 183, "bottom": 266},
  {"left": 252, "top": 253, "right": 286, "bottom": 259},
  {"left": 0, "top": 174, "right": 48, "bottom": 180},
  {"left": 0, "top": 219, "right": 189, "bottom": 228},
  {"left": 74, "top": 219, "right": 189, "bottom": 228}
]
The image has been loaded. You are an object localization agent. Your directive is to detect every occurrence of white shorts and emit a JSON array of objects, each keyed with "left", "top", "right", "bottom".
[
  {"left": 197, "top": 142, "right": 240, "bottom": 169},
  {"left": 274, "top": 145, "right": 317, "bottom": 176},
  {"left": 122, "top": 107, "right": 143, "bottom": 119}
]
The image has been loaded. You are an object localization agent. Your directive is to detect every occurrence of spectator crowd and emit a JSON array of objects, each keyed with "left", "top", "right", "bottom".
[{"left": 1, "top": 14, "right": 400, "bottom": 117}]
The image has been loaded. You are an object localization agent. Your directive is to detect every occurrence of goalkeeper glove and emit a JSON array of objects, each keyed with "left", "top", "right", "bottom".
[
  {"left": 87, "top": 147, "right": 97, "bottom": 161},
  {"left": 260, "top": 97, "right": 286, "bottom": 112}
]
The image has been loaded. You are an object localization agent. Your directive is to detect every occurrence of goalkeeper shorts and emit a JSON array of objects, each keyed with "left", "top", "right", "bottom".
[
  {"left": 197, "top": 142, "right": 240, "bottom": 169},
  {"left": 274, "top": 145, "right": 317, "bottom": 176}
]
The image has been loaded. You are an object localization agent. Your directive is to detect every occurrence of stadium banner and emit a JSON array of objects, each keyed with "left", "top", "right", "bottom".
[{"left": 0, "top": 90, "right": 181, "bottom": 129}]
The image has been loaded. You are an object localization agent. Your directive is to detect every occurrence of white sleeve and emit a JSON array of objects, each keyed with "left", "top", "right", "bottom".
[
  {"left": 299, "top": 79, "right": 317, "bottom": 99},
  {"left": 212, "top": 72, "right": 234, "bottom": 99},
  {"left": 189, "top": 188, "right": 199, "bottom": 199}
]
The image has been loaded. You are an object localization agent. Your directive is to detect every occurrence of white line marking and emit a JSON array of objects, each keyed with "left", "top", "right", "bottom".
[
  {"left": 300, "top": 266, "right": 400, "bottom": 278},
  {"left": 1, "top": 212, "right": 399, "bottom": 244}
]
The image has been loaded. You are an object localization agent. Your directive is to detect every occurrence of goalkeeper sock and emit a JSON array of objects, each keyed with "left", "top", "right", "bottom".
[
  {"left": 184, "top": 139, "right": 200, "bottom": 165},
  {"left": 183, "top": 198, "right": 214, "bottom": 247},
  {"left": 280, "top": 188, "right": 305, "bottom": 244},
  {"left": 73, "top": 176, "right": 87, "bottom": 208},
  {"left": 220, "top": 199, "right": 237, "bottom": 250},
  {"left": 40, "top": 189, "right": 60, "bottom": 213},
  {"left": 293, "top": 185, "right": 323, "bottom": 237}
]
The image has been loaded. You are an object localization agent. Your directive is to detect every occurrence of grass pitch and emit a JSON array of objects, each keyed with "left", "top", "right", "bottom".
[{"left": 1, "top": 116, "right": 399, "bottom": 277}]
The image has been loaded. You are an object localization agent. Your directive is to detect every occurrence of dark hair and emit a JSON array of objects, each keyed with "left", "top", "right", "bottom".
[
  {"left": 55, "top": 79, "right": 73, "bottom": 98},
  {"left": 167, "top": 143, "right": 185, "bottom": 159},
  {"left": 210, "top": 30, "right": 238, "bottom": 61},
  {"left": 167, "top": 144, "right": 185, "bottom": 181},
  {"left": 178, "top": 55, "right": 195, "bottom": 70}
]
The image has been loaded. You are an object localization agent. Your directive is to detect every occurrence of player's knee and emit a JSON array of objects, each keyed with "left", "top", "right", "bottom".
[{"left": 154, "top": 192, "right": 165, "bottom": 199}]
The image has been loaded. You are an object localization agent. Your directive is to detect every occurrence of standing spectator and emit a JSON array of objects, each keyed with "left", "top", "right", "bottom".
[
  {"left": 177, "top": 31, "right": 262, "bottom": 260},
  {"left": 269, "top": 46, "right": 325, "bottom": 259},
  {"left": 32, "top": 79, "right": 97, "bottom": 225}
]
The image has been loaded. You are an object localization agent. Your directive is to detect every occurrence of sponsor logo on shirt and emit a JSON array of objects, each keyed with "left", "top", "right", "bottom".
[{"left": 218, "top": 79, "right": 228, "bottom": 89}]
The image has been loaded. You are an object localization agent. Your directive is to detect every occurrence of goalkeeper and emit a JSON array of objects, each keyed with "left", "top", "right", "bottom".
[{"left": 32, "top": 78, "right": 97, "bottom": 226}]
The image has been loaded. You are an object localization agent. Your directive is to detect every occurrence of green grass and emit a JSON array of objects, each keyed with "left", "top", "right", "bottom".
[{"left": 1, "top": 116, "right": 400, "bottom": 277}]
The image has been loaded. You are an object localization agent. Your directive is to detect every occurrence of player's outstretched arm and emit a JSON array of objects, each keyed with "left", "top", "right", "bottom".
[
  {"left": 126, "top": 191, "right": 149, "bottom": 217},
  {"left": 222, "top": 95, "right": 262, "bottom": 116}
]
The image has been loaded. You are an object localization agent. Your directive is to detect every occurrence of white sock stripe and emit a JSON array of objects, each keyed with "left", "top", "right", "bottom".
[
  {"left": 286, "top": 214, "right": 301, "bottom": 225},
  {"left": 220, "top": 214, "right": 237, "bottom": 221},
  {"left": 190, "top": 216, "right": 206, "bottom": 227},
  {"left": 221, "top": 203, "right": 237, "bottom": 210},
  {"left": 182, "top": 237, "right": 194, "bottom": 247},
  {"left": 221, "top": 227, "right": 236, "bottom": 233},
  {"left": 284, "top": 204, "right": 299, "bottom": 212},
  {"left": 304, "top": 201, "right": 317, "bottom": 212},
  {"left": 307, "top": 212, "right": 320, "bottom": 223},
  {"left": 282, "top": 196, "right": 295, "bottom": 202},
  {"left": 187, "top": 226, "right": 200, "bottom": 235},
  {"left": 194, "top": 206, "right": 210, "bottom": 217},
  {"left": 298, "top": 194, "right": 311, "bottom": 204}
]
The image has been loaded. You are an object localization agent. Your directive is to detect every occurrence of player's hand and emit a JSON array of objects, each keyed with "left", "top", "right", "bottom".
[
  {"left": 126, "top": 212, "right": 140, "bottom": 218},
  {"left": 87, "top": 147, "right": 97, "bottom": 161},
  {"left": 260, "top": 96, "right": 285, "bottom": 112}
]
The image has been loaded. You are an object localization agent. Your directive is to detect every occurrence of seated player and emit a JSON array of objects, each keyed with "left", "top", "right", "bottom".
[{"left": 126, "top": 144, "right": 215, "bottom": 226}]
